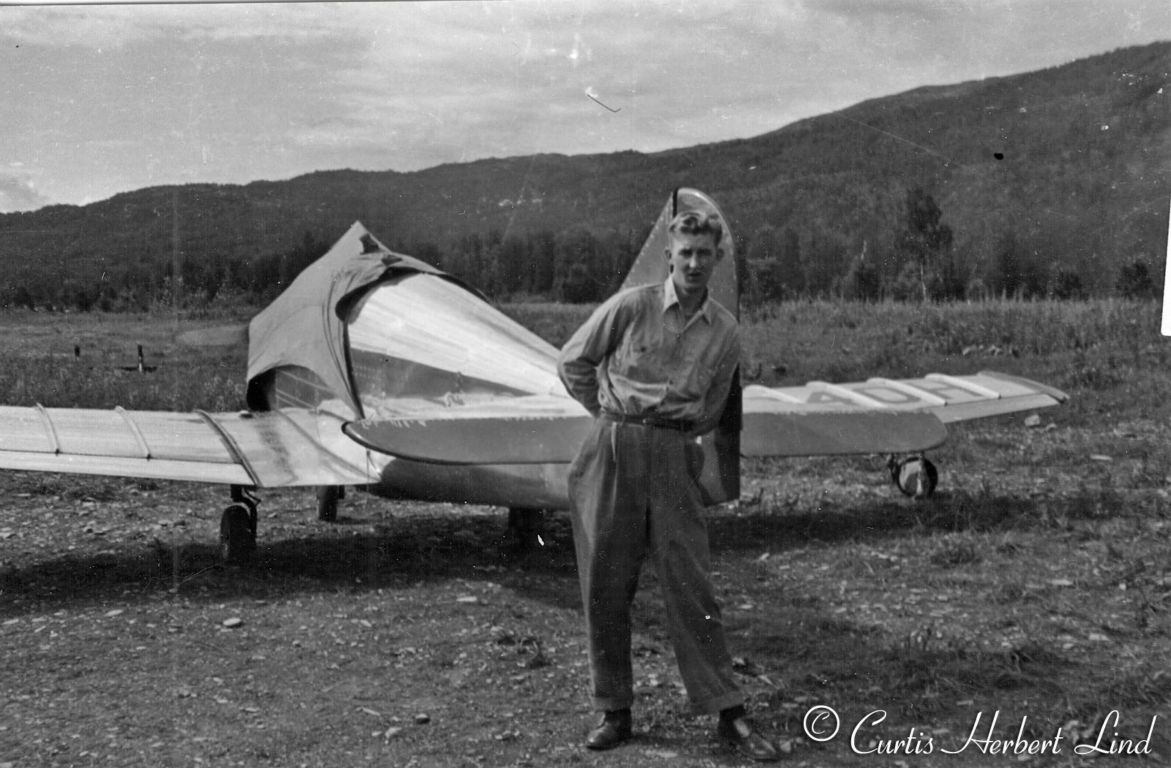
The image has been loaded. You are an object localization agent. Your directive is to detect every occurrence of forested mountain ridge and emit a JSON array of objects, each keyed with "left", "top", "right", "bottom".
[{"left": 1, "top": 41, "right": 1167, "bottom": 309}]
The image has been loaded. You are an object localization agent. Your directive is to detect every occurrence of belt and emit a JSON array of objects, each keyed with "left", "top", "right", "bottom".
[{"left": 601, "top": 412, "right": 694, "bottom": 433}]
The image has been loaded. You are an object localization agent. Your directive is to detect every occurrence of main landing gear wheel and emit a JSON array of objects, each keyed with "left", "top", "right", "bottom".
[
  {"left": 220, "top": 486, "right": 259, "bottom": 564},
  {"left": 316, "top": 485, "right": 345, "bottom": 522},
  {"left": 889, "top": 455, "right": 938, "bottom": 500}
]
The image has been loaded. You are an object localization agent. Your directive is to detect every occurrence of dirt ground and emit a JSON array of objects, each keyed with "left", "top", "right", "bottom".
[
  {"left": 3, "top": 414, "right": 1170, "bottom": 767},
  {"left": 2, "top": 306, "right": 1171, "bottom": 767}
]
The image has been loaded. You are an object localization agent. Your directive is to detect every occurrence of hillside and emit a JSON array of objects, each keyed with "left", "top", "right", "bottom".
[{"left": 0, "top": 41, "right": 1167, "bottom": 306}]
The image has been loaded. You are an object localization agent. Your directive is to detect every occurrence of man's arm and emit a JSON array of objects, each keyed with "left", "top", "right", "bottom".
[{"left": 557, "top": 295, "right": 628, "bottom": 417}]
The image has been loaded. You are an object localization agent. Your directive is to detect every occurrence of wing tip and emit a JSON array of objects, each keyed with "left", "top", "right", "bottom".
[{"left": 978, "top": 370, "right": 1070, "bottom": 403}]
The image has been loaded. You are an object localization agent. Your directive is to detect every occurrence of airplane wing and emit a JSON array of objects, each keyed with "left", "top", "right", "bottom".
[
  {"left": 0, "top": 405, "right": 377, "bottom": 488},
  {"left": 342, "top": 370, "right": 1068, "bottom": 464},
  {"left": 740, "top": 370, "right": 1067, "bottom": 457}
]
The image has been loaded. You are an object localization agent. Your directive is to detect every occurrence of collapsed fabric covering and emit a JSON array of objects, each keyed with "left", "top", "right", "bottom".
[{"left": 245, "top": 221, "right": 473, "bottom": 417}]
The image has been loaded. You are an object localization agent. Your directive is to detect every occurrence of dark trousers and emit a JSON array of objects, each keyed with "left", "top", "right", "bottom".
[{"left": 567, "top": 417, "right": 744, "bottom": 714}]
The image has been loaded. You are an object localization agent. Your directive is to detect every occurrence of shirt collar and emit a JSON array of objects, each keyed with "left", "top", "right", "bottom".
[{"left": 662, "top": 275, "right": 712, "bottom": 324}]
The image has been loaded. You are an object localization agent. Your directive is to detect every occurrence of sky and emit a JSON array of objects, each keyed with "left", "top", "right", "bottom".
[{"left": 2, "top": 0, "right": 1169, "bottom": 213}]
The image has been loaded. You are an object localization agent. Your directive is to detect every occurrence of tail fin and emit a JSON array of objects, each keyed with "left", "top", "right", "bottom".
[{"left": 624, "top": 188, "right": 741, "bottom": 505}]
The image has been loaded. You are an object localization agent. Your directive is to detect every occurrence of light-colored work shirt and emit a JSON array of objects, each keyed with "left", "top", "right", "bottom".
[{"left": 557, "top": 277, "right": 740, "bottom": 435}]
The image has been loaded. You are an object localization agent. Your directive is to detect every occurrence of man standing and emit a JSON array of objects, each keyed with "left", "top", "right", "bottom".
[{"left": 557, "top": 210, "right": 779, "bottom": 761}]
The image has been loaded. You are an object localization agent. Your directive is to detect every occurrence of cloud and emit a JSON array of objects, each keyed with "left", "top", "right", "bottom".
[
  {"left": 4, "top": 1, "right": 1169, "bottom": 207},
  {"left": 0, "top": 174, "right": 52, "bottom": 213},
  {"left": 1, "top": 4, "right": 345, "bottom": 49}
]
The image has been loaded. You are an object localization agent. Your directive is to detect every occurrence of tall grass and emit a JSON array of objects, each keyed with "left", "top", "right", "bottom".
[
  {"left": 738, "top": 298, "right": 1168, "bottom": 390},
  {"left": 0, "top": 353, "right": 247, "bottom": 411},
  {"left": 507, "top": 297, "right": 1163, "bottom": 358},
  {"left": 3, "top": 299, "right": 1168, "bottom": 418},
  {"left": 503, "top": 297, "right": 1171, "bottom": 430},
  {"left": 0, "top": 311, "right": 247, "bottom": 411},
  {"left": 497, "top": 301, "right": 592, "bottom": 348}
]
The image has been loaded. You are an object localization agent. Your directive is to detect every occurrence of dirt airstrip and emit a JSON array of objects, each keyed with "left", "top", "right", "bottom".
[{"left": 2, "top": 305, "right": 1171, "bottom": 766}]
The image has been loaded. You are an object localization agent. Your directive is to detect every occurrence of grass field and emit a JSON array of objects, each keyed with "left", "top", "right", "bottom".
[{"left": 1, "top": 299, "right": 1170, "bottom": 767}]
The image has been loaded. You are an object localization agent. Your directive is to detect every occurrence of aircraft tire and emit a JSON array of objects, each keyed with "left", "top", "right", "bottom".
[
  {"left": 317, "top": 485, "right": 341, "bottom": 522},
  {"left": 892, "top": 456, "right": 938, "bottom": 500},
  {"left": 220, "top": 503, "right": 256, "bottom": 564}
]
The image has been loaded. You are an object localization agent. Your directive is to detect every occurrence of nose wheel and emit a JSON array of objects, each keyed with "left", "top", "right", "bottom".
[{"left": 889, "top": 455, "right": 938, "bottom": 499}]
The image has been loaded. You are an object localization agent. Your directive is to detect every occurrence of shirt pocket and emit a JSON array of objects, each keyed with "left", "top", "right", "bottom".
[{"left": 618, "top": 326, "right": 666, "bottom": 379}]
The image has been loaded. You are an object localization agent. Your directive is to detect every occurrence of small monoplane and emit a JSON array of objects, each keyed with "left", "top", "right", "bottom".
[{"left": 0, "top": 189, "right": 1067, "bottom": 562}]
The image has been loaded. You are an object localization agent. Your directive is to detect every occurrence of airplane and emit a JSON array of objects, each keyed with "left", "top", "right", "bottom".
[{"left": 0, "top": 188, "right": 1068, "bottom": 564}]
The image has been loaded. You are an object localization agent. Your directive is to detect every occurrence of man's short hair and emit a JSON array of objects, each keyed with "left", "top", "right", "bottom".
[{"left": 668, "top": 210, "right": 723, "bottom": 246}]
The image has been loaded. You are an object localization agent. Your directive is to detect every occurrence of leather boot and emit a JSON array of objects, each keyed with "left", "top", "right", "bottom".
[
  {"left": 585, "top": 708, "right": 632, "bottom": 750},
  {"left": 717, "top": 713, "right": 780, "bottom": 762}
]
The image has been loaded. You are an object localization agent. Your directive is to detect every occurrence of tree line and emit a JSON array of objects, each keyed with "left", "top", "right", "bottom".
[
  {"left": 1, "top": 186, "right": 1160, "bottom": 313},
  {"left": 744, "top": 187, "right": 1160, "bottom": 304}
]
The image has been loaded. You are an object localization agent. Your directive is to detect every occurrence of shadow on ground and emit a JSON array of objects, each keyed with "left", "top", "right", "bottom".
[{"left": 2, "top": 489, "right": 1047, "bottom": 618}]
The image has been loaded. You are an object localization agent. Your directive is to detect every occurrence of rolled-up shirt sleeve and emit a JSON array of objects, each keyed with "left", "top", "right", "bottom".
[{"left": 557, "top": 296, "right": 628, "bottom": 417}]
